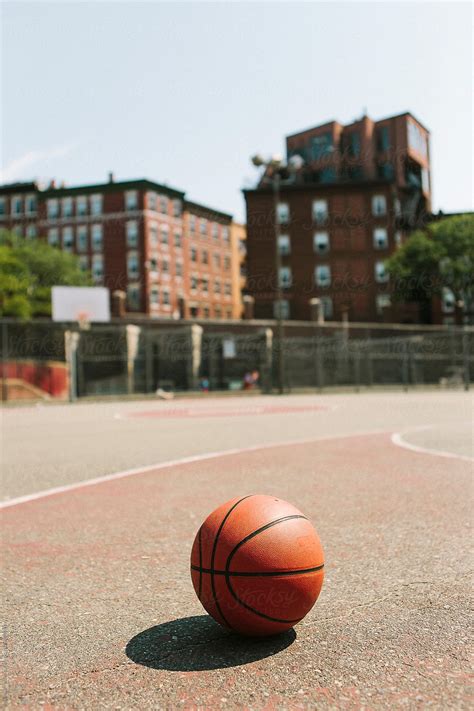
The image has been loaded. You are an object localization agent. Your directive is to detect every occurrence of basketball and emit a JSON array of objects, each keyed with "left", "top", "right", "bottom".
[{"left": 190, "top": 495, "right": 324, "bottom": 636}]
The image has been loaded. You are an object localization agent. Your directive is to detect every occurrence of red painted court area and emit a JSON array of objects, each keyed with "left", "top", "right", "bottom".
[{"left": 2, "top": 427, "right": 471, "bottom": 709}]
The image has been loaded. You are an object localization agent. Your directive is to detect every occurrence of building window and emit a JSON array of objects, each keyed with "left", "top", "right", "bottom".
[
  {"left": 372, "top": 194, "right": 387, "bottom": 216},
  {"left": 189, "top": 215, "right": 196, "bottom": 233},
  {"left": 200, "top": 218, "right": 207, "bottom": 236},
  {"left": 321, "top": 296, "right": 333, "bottom": 319},
  {"left": 127, "top": 220, "right": 139, "bottom": 248},
  {"left": 278, "top": 234, "right": 291, "bottom": 255},
  {"left": 12, "top": 195, "right": 22, "bottom": 215},
  {"left": 277, "top": 202, "right": 289, "bottom": 224},
  {"left": 376, "top": 293, "right": 391, "bottom": 315},
  {"left": 162, "top": 258, "right": 169, "bottom": 274},
  {"left": 78, "top": 255, "right": 89, "bottom": 272},
  {"left": 62, "top": 197, "right": 73, "bottom": 217},
  {"left": 90, "top": 194, "right": 103, "bottom": 216},
  {"left": 376, "top": 126, "right": 390, "bottom": 152},
  {"left": 77, "top": 225, "right": 88, "bottom": 252},
  {"left": 311, "top": 132, "right": 333, "bottom": 160},
  {"left": 190, "top": 246, "right": 197, "bottom": 262},
  {"left": 174, "top": 231, "right": 182, "bottom": 248},
  {"left": 92, "top": 254, "right": 104, "bottom": 281},
  {"left": 279, "top": 266, "right": 292, "bottom": 288},
  {"left": 191, "top": 275, "right": 198, "bottom": 291},
  {"left": 172, "top": 199, "right": 182, "bottom": 217},
  {"left": 394, "top": 198, "right": 401, "bottom": 216},
  {"left": 125, "top": 190, "right": 138, "bottom": 211},
  {"left": 161, "top": 225, "right": 169, "bottom": 246},
  {"left": 222, "top": 226, "right": 230, "bottom": 243},
  {"left": 148, "top": 192, "right": 157, "bottom": 211},
  {"left": 160, "top": 196, "right": 168, "bottom": 214},
  {"left": 149, "top": 222, "right": 158, "bottom": 247},
  {"left": 48, "top": 228, "right": 59, "bottom": 247},
  {"left": 422, "top": 168, "right": 430, "bottom": 194},
  {"left": 203, "top": 307, "right": 210, "bottom": 319},
  {"left": 26, "top": 224, "right": 37, "bottom": 239},
  {"left": 127, "top": 251, "right": 139, "bottom": 279},
  {"left": 442, "top": 287, "right": 455, "bottom": 314},
  {"left": 373, "top": 228, "right": 388, "bottom": 250},
  {"left": 92, "top": 224, "right": 103, "bottom": 251},
  {"left": 47, "top": 199, "right": 59, "bottom": 218},
  {"left": 127, "top": 284, "right": 140, "bottom": 310},
  {"left": 408, "top": 119, "right": 428, "bottom": 159},
  {"left": 62, "top": 227, "right": 74, "bottom": 251},
  {"left": 0, "top": 197, "right": 6, "bottom": 216},
  {"left": 213, "top": 253, "right": 221, "bottom": 268},
  {"left": 26, "top": 195, "right": 37, "bottom": 214},
  {"left": 312, "top": 199, "right": 328, "bottom": 224},
  {"left": 395, "top": 231, "right": 403, "bottom": 248},
  {"left": 374, "top": 261, "right": 389, "bottom": 283},
  {"left": 202, "top": 277, "right": 209, "bottom": 293},
  {"left": 212, "top": 223, "right": 219, "bottom": 240},
  {"left": 150, "top": 285, "right": 159, "bottom": 305},
  {"left": 313, "top": 231, "right": 329, "bottom": 254},
  {"left": 214, "top": 279, "right": 221, "bottom": 294},
  {"left": 149, "top": 256, "right": 158, "bottom": 272},
  {"left": 224, "top": 255, "right": 230, "bottom": 270},
  {"left": 163, "top": 290, "right": 170, "bottom": 306},
  {"left": 175, "top": 261, "right": 183, "bottom": 277},
  {"left": 315, "top": 264, "right": 331, "bottom": 287},
  {"left": 348, "top": 132, "right": 361, "bottom": 158},
  {"left": 76, "top": 196, "right": 87, "bottom": 217},
  {"left": 224, "top": 282, "right": 231, "bottom": 296},
  {"left": 202, "top": 249, "right": 209, "bottom": 265},
  {"left": 215, "top": 306, "right": 222, "bottom": 319},
  {"left": 273, "top": 300, "right": 290, "bottom": 319}
]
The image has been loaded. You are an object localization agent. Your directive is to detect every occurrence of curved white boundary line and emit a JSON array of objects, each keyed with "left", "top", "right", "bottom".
[
  {"left": 1, "top": 429, "right": 386, "bottom": 511},
  {"left": 391, "top": 423, "right": 473, "bottom": 463}
]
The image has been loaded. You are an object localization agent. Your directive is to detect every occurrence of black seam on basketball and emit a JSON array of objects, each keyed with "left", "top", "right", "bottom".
[
  {"left": 210, "top": 495, "right": 255, "bottom": 630},
  {"left": 191, "top": 564, "right": 324, "bottom": 577},
  {"left": 224, "top": 514, "right": 311, "bottom": 625},
  {"left": 198, "top": 526, "right": 203, "bottom": 598}
]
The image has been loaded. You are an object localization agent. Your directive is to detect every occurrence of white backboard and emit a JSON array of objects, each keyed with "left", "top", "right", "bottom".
[{"left": 52, "top": 286, "right": 111, "bottom": 323}]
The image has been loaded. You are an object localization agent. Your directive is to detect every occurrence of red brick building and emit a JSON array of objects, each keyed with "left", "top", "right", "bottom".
[
  {"left": 0, "top": 176, "right": 237, "bottom": 319},
  {"left": 244, "top": 111, "right": 432, "bottom": 323}
]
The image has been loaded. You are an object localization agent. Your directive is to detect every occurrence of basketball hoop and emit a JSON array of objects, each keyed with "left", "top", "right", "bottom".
[{"left": 76, "top": 311, "right": 91, "bottom": 331}]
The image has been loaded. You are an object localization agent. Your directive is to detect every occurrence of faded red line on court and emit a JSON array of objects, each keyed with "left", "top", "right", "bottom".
[{"left": 125, "top": 404, "right": 328, "bottom": 419}]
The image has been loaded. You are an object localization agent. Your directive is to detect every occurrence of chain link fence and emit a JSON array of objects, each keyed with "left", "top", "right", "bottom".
[{"left": 0, "top": 319, "right": 472, "bottom": 400}]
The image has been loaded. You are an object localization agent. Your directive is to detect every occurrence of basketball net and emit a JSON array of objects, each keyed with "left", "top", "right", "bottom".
[{"left": 76, "top": 310, "right": 91, "bottom": 331}]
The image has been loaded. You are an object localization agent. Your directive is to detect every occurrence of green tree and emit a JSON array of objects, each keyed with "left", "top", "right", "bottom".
[
  {"left": 0, "top": 231, "right": 92, "bottom": 318},
  {"left": 386, "top": 214, "right": 474, "bottom": 323}
]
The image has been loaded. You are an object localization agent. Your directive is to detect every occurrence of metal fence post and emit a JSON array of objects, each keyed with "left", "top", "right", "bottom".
[{"left": 463, "top": 328, "right": 470, "bottom": 391}]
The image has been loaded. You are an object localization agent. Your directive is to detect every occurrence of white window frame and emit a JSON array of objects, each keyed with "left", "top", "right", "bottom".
[
  {"left": 62, "top": 226, "right": 74, "bottom": 251},
  {"left": 312, "top": 199, "right": 328, "bottom": 223},
  {"left": 315, "top": 264, "right": 331, "bottom": 287},
  {"left": 374, "top": 260, "right": 389, "bottom": 283},
  {"left": 200, "top": 218, "right": 207, "bottom": 236},
  {"left": 125, "top": 190, "right": 138, "bottom": 211},
  {"left": 76, "top": 195, "right": 87, "bottom": 217},
  {"left": 127, "top": 250, "right": 140, "bottom": 279},
  {"left": 127, "top": 220, "right": 139, "bottom": 248},
  {"left": 174, "top": 231, "right": 182, "bottom": 249},
  {"left": 277, "top": 202, "right": 290, "bottom": 224},
  {"left": 92, "top": 254, "right": 104, "bottom": 282},
  {"left": 78, "top": 255, "right": 89, "bottom": 272},
  {"left": 161, "top": 224, "right": 169, "bottom": 246},
  {"left": 77, "top": 225, "right": 88, "bottom": 252},
  {"left": 222, "top": 226, "right": 230, "bottom": 243},
  {"left": 373, "top": 227, "right": 388, "bottom": 250},
  {"left": 127, "top": 283, "right": 141, "bottom": 310},
  {"left": 372, "top": 194, "right": 387, "bottom": 216},
  {"left": 91, "top": 224, "right": 103, "bottom": 252},
  {"left": 172, "top": 199, "right": 181, "bottom": 217},
  {"left": 48, "top": 228, "right": 59, "bottom": 246},
  {"left": 90, "top": 194, "right": 103, "bottom": 216},
  {"left": 313, "top": 231, "right": 329, "bottom": 254},
  {"left": 47, "top": 199, "right": 59, "bottom": 218},
  {"left": 26, "top": 224, "right": 37, "bottom": 239},
  {"left": 148, "top": 192, "right": 157, "bottom": 211},
  {"left": 279, "top": 266, "right": 292, "bottom": 288},
  {"left": 12, "top": 195, "right": 22, "bottom": 215},
  {"left": 150, "top": 285, "right": 159, "bottom": 305},
  {"left": 278, "top": 234, "right": 291, "bottom": 256},
  {"left": 26, "top": 194, "right": 37, "bottom": 214},
  {"left": 159, "top": 195, "right": 168, "bottom": 214},
  {"left": 62, "top": 197, "right": 73, "bottom": 217}
]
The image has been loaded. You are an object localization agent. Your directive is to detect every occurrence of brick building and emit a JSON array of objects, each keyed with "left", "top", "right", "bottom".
[
  {"left": 0, "top": 175, "right": 240, "bottom": 320},
  {"left": 244, "top": 111, "right": 431, "bottom": 323}
]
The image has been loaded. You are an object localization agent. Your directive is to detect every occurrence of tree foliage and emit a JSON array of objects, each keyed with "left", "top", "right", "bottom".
[
  {"left": 386, "top": 214, "right": 474, "bottom": 308},
  {"left": 0, "top": 231, "right": 92, "bottom": 318}
]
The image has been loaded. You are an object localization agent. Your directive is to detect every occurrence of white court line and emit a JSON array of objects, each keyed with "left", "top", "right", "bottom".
[
  {"left": 0, "top": 429, "right": 386, "bottom": 511},
  {"left": 391, "top": 422, "right": 473, "bottom": 463}
]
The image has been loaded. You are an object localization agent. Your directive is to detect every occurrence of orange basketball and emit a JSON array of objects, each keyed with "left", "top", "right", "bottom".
[{"left": 190, "top": 495, "right": 324, "bottom": 636}]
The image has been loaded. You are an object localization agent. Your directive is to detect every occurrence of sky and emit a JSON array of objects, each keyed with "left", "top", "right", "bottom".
[{"left": 2, "top": 1, "right": 472, "bottom": 222}]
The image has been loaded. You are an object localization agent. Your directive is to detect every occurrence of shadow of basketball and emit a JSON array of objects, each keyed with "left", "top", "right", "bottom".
[{"left": 125, "top": 614, "right": 296, "bottom": 671}]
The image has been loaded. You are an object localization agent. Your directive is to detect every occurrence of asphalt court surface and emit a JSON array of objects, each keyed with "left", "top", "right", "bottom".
[{"left": 1, "top": 390, "right": 472, "bottom": 709}]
